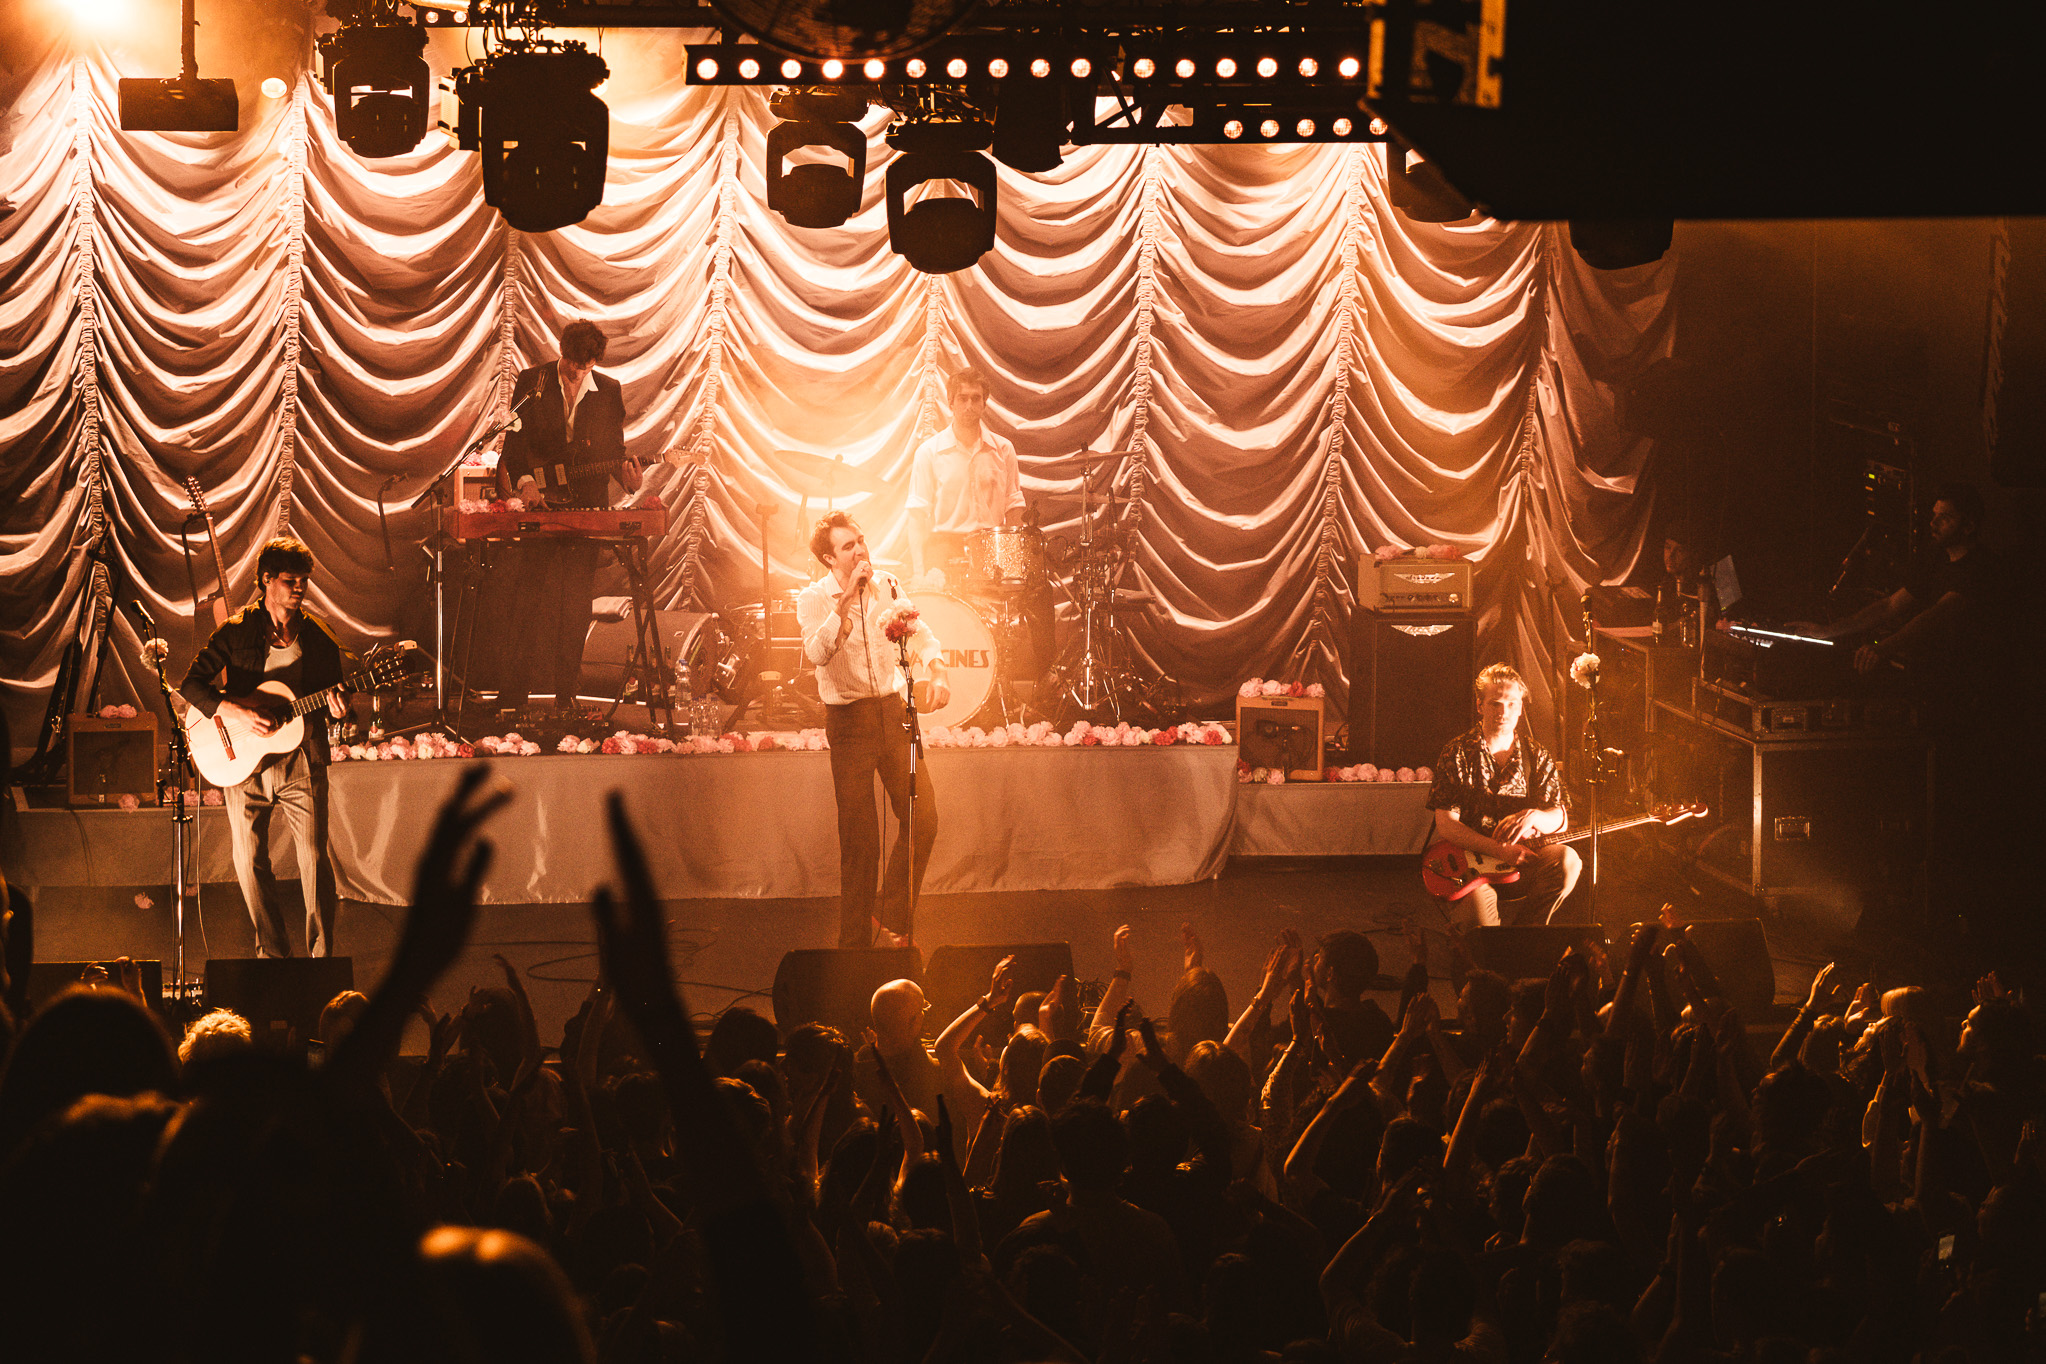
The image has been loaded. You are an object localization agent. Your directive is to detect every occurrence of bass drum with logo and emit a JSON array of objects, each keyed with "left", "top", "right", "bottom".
[{"left": 908, "top": 591, "right": 998, "bottom": 728}]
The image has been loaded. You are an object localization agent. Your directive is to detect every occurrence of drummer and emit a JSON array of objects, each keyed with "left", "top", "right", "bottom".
[{"left": 908, "top": 368, "right": 1026, "bottom": 584}]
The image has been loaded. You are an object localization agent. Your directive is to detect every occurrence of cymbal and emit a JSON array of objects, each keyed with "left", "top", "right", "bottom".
[
  {"left": 763, "top": 448, "right": 893, "bottom": 499},
  {"left": 1046, "top": 449, "right": 1124, "bottom": 468}
]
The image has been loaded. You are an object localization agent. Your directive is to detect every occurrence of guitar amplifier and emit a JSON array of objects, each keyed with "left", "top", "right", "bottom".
[
  {"left": 1359, "top": 558, "right": 1472, "bottom": 612},
  {"left": 67, "top": 714, "right": 159, "bottom": 807},
  {"left": 1236, "top": 695, "right": 1327, "bottom": 781}
]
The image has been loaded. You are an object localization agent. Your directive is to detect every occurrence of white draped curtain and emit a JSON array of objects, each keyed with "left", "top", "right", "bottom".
[{"left": 0, "top": 25, "right": 1673, "bottom": 754}]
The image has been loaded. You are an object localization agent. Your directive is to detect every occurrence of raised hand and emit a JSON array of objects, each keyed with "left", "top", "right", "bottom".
[
  {"left": 592, "top": 791, "right": 692, "bottom": 1048},
  {"left": 1136, "top": 1015, "right": 1167, "bottom": 1072},
  {"left": 1805, "top": 962, "right": 1847, "bottom": 1014},
  {"left": 1113, "top": 923, "right": 1133, "bottom": 975},
  {"left": 1107, "top": 1000, "right": 1134, "bottom": 1064},
  {"left": 394, "top": 764, "right": 512, "bottom": 992},
  {"left": 1181, "top": 921, "right": 1203, "bottom": 972}
]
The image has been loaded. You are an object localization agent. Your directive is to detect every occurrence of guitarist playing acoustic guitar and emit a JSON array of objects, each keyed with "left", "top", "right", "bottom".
[
  {"left": 179, "top": 536, "right": 350, "bottom": 959},
  {"left": 1423, "top": 662, "right": 1581, "bottom": 928}
]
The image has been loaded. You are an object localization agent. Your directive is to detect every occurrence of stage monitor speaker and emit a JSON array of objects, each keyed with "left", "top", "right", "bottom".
[
  {"left": 923, "top": 943, "right": 1077, "bottom": 1032},
  {"left": 204, "top": 957, "right": 355, "bottom": 1053},
  {"left": 67, "top": 714, "right": 158, "bottom": 807},
  {"left": 772, "top": 947, "right": 922, "bottom": 1040},
  {"left": 1467, "top": 926, "right": 1611, "bottom": 984},
  {"left": 28, "top": 959, "right": 164, "bottom": 1012},
  {"left": 1349, "top": 609, "right": 1476, "bottom": 769},
  {"left": 1673, "top": 918, "right": 1775, "bottom": 1019}
]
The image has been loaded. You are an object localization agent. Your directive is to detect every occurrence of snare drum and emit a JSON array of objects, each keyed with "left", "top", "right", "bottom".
[
  {"left": 909, "top": 590, "right": 998, "bottom": 728},
  {"left": 965, "top": 526, "right": 1045, "bottom": 585}
]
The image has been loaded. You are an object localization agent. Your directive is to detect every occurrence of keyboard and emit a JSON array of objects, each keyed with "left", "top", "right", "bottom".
[{"left": 443, "top": 507, "right": 670, "bottom": 541}]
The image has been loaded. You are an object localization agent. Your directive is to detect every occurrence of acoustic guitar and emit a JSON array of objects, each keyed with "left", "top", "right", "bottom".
[
  {"left": 1420, "top": 801, "right": 1708, "bottom": 900},
  {"left": 185, "top": 642, "right": 413, "bottom": 787}
]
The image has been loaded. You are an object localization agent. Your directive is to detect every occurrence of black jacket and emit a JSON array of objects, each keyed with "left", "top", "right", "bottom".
[
  {"left": 180, "top": 606, "right": 349, "bottom": 765},
  {"left": 499, "top": 360, "right": 627, "bottom": 509}
]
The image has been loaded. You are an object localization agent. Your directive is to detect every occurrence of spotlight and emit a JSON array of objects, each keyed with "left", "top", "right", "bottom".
[
  {"left": 116, "top": 0, "right": 234, "bottom": 131},
  {"left": 1223, "top": 119, "right": 1243, "bottom": 139},
  {"left": 1297, "top": 118, "right": 1315, "bottom": 136},
  {"left": 907, "top": 58, "right": 927, "bottom": 77},
  {"left": 1216, "top": 57, "right": 1237, "bottom": 78},
  {"left": 1031, "top": 58, "right": 1050, "bottom": 78},
  {"left": 739, "top": 57, "right": 760, "bottom": 78},
  {"left": 823, "top": 59, "right": 844, "bottom": 79},
  {"left": 454, "top": 43, "right": 611, "bottom": 232},
  {"left": 1256, "top": 57, "right": 1277, "bottom": 78},
  {"left": 864, "top": 59, "right": 886, "bottom": 79},
  {"left": 765, "top": 90, "right": 870, "bottom": 229},
  {"left": 1333, "top": 117, "right": 1353, "bottom": 136},
  {"left": 1338, "top": 56, "right": 1361, "bottom": 78},
  {"left": 261, "top": 76, "right": 288, "bottom": 100},
  {"left": 992, "top": 75, "right": 1068, "bottom": 172},
  {"left": 697, "top": 58, "right": 719, "bottom": 80},
  {"left": 1260, "top": 118, "right": 1279, "bottom": 137},
  {"left": 782, "top": 59, "right": 802, "bottom": 79},
  {"left": 1175, "top": 58, "right": 1195, "bottom": 79},
  {"left": 1069, "top": 57, "right": 1091, "bottom": 78},
  {"left": 887, "top": 145, "right": 997, "bottom": 273},
  {"left": 1369, "top": 117, "right": 1388, "bottom": 135},
  {"left": 988, "top": 58, "right": 1009, "bottom": 78},
  {"left": 947, "top": 58, "right": 968, "bottom": 78},
  {"left": 1299, "top": 57, "right": 1319, "bottom": 77},
  {"left": 1133, "top": 57, "right": 1155, "bottom": 79},
  {"left": 319, "top": 20, "right": 430, "bottom": 157}
]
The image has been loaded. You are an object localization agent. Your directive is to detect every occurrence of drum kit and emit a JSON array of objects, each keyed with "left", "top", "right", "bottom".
[{"left": 695, "top": 447, "right": 1167, "bottom": 732}]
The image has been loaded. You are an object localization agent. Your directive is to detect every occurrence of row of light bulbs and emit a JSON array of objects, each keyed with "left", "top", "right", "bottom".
[
  {"left": 1223, "top": 114, "right": 1391, "bottom": 141},
  {"left": 692, "top": 54, "right": 1366, "bottom": 84}
]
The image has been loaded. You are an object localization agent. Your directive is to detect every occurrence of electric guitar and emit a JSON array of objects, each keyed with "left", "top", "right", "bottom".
[
  {"left": 185, "top": 642, "right": 414, "bottom": 787},
  {"left": 184, "top": 476, "right": 234, "bottom": 630},
  {"left": 1420, "top": 801, "right": 1708, "bottom": 900}
]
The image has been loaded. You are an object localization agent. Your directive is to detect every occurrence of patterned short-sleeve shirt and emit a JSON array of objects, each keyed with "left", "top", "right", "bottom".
[{"left": 1425, "top": 726, "right": 1566, "bottom": 837}]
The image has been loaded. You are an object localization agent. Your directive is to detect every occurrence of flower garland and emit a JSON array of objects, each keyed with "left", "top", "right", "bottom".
[
  {"left": 457, "top": 497, "right": 530, "bottom": 515},
  {"left": 1371, "top": 544, "right": 1467, "bottom": 564},
  {"left": 1237, "top": 678, "right": 1326, "bottom": 700},
  {"left": 1238, "top": 761, "right": 1434, "bottom": 787},
  {"left": 330, "top": 721, "right": 1235, "bottom": 761},
  {"left": 923, "top": 720, "right": 1231, "bottom": 749}
]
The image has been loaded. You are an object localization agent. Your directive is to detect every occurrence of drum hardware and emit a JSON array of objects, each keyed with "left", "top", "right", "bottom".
[{"left": 1043, "top": 455, "right": 1154, "bottom": 724}]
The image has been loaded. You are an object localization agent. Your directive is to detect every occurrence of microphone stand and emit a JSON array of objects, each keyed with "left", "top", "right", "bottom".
[
  {"left": 896, "top": 625, "right": 924, "bottom": 949},
  {"left": 135, "top": 610, "right": 200, "bottom": 1009}
]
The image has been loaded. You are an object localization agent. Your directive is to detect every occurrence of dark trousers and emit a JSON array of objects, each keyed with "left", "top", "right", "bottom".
[
  {"left": 223, "top": 748, "right": 336, "bottom": 957},
  {"left": 500, "top": 538, "right": 599, "bottom": 708},
  {"left": 825, "top": 694, "right": 938, "bottom": 947}
]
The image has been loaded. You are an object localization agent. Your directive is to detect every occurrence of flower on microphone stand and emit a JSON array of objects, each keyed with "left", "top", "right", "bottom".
[
  {"left": 1570, "top": 652, "right": 1601, "bottom": 689},
  {"left": 878, "top": 601, "right": 921, "bottom": 644}
]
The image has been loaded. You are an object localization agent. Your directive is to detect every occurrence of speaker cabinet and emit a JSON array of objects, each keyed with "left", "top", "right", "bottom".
[
  {"left": 1349, "top": 609, "right": 1476, "bottom": 769},
  {"left": 28, "top": 959, "right": 164, "bottom": 1012},
  {"left": 923, "top": 943, "right": 1077, "bottom": 1032},
  {"left": 68, "top": 714, "right": 158, "bottom": 807},
  {"left": 772, "top": 947, "right": 923, "bottom": 1041},
  {"left": 204, "top": 957, "right": 355, "bottom": 1054}
]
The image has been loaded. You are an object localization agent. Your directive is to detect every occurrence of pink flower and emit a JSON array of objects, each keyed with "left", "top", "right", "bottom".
[
  {"left": 755, "top": 734, "right": 778, "bottom": 751},
  {"left": 716, "top": 738, "right": 736, "bottom": 754},
  {"left": 1266, "top": 769, "right": 1286, "bottom": 785},
  {"left": 1324, "top": 766, "right": 1341, "bottom": 781},
  {"left": 98, "top": 705, "right": 119, "bottom": 719},
  {"left": 1396, "top": 767, "right": 1417, "bottom": 782},
  {"left": 1304, "top": 683, "right": 1326, "bottom": 699},
  {"left": 116, "top": 704, "right": 137, "bottom": 719},
  {"left": 1360, "top": 764, "right": 1378, "bottom": 780},
  {"left": 990, "top": 729, "right": 1010, "bottom": 747},
  {"left": 332, "top": 747, "right": 350, "bottom": 762},
  {"left": 620, "top": 738, "right": 642, "bottom": 755},
  {"left": 1154, "top": 730, "right": 1175, "bottom": 745},
  {"left": 1237, "top": 679, "right": 1262, "bottom": 698},
  {"left": 1372, "top": 544, "right": 1406, "bottom": 565},
  {"left": 1081, "top": 733, "right": 1100, "bottom": 746},
  {"left": 601, "top": 737, "right": 623, "bottom": 754},
  {"left": 134, "top": 892, "right": 154, "bottom": 909},
  {"left": 456, "top": 743, "right": 475, "bottom": 758},
  {"left": 506, "top": 497, "right": 526, "bottom": 512},
  {"left": 1203, "top": 729, "right": 1226, "bottom": 745},
  {"left": 1415, "top": 766, "right": 1432, "bottom": 782},
  {"left": 557, "top": 736, "right": 580, "bottom": 753},
  {"left": 117, "top": 793, "right": 140, "bottom": 810},
  {"left": 1260, "top": 679, "right": 1285, "bottom": 696},
  {"left": 518, "top": 741, "right": 540, "bottom": 756},
  {"left": 202, "top": 787, "right": 224, "bottom": 805},
  {"left": 1374, "top": 767, "right": 1396, "bottom": 782}
]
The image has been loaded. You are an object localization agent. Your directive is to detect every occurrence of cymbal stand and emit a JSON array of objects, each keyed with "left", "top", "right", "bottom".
[
  {"left": 141, "top": 634, "right": 201, "bottom": 1007},
  {"left": 725, "top": 502, "right": 814, "bottom": 732},
  {"left": 1049, "top": 464, "right": 1136, "bottom": 722},
  {"left": 896, "top": 630, "right": 925, "bottom": 946}
]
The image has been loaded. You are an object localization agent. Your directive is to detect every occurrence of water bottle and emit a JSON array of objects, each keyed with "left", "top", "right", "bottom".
[{"left": 676, "top": 662, "right": 696, "bottom": 736}]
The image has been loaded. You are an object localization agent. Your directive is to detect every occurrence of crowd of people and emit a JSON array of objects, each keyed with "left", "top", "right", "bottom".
[{"left": 0, "top": 763, "right": 2041, "bottom": 1364}]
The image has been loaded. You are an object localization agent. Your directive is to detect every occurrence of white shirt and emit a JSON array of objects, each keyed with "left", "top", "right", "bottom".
[
  {"left": 908, "top": 424, "right": 1024, "bottom": 535},
  {"left": 796, "top": 569, "right": 942, "bottom": 706},
  {"left": 560, "top": 360, "right": 595, "bottom": 430}
]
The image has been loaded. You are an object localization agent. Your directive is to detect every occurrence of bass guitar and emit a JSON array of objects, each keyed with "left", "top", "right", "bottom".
[
  {"left": 1420, "top": 801, "right": 1707, "bottom": 901},
  {"left": 183, "top": 476, "right": 235, "bottom": 630},
  {"left": 185, "top": 642, "right": 413, "bottom": 787}
]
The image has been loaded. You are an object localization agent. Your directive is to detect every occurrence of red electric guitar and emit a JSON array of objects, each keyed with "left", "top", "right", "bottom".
[{"left": 1420, "top": 801, "right": 1708, "bottom": 900}]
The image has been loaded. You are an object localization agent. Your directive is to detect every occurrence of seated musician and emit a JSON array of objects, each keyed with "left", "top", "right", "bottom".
[
  {"left": 494, "top": 320, "right": 638, "bottom": 716},
  {"left": 1426, "top": 663, "right": 1581, "bottom": 927}
]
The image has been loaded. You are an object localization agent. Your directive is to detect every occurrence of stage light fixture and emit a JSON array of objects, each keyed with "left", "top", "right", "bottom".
[
  {"left": 864, "top": 59, "right": 886, "bottom": 78},
  {"left": 1175, "top": 58, "right": 1195, "bottom": 79},
  {"left": 765, "top": 91, "right": 870, "bottom": 229},
  {"left": 1260, "top": 118, "right": 1279, "bottom": 137},
  {"left": 1223, "top": 119, "right": 1243, "bottom": 139},
  {"left": 1216, "top": 57, "right": 1237, "bottom": 78},
  {"left": 1257, "top": 56, "right": 1278, "bottom": 78},
  {"left": 1299, "top": 57, "right": 1319, "bottom": 77},
  {"left": 823, "top": 59, "right": 844, "bottom": 78},
  {"left": 989, "top": 58, "right": 1009, "bottom": 78},
  {"left": 1030, "top": 58, "right": 1050, "bottom": 78},
  {"left": 117, "top": 0, "right": 236, "bottom": 131},
  {"left": 453, "top": 42, "right": 611, "bottom": 232},
  {"left": 1369, "top": 117, "right": 1388, "bottom": 135},
  {"left": 782, "top": 59, "right": 802, "bottom": 79},
  {"left": 1333, "top": 117, "right": 1353, "bottom": 136},
  {"left": 261, "top": 76, "right": 288, "bottom": 100},
  {"left": 739, "top": 57, "right": 760, "bottom": 78},
  {"left": 1070, "top": 57, "right": 1091, "bottom": 78},
  {"left": 1133, "top": 57, "right": 1156, "bottom": 78},
  {"left": 907, "top": 58, "right": 927, "bottom": 78},
  {"left": 319, "top": 18, "right": 431, "bottom": 158},
  {"left": 887, "top": 144, "right": 997, "bottom": 273},
  {"left": 947, "top": 58, "right": 968, "bottom": 78},
  {"left": 1338, "top": 56, "right": 1361, "bottom": 78},
  {"left": 1297, "top": 117, "right": 1315, "bottom": 136},
  {"left": 697, "top": 57, "right": 719, "bottom": 79}
]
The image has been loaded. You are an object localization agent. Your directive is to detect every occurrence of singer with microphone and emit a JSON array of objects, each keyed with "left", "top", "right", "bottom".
[
  {"left": 797, "top": 512, "right": 950, "bottom": 948},
  {"left": 178, "top": 536, "right": 349, "bottom": 958}
]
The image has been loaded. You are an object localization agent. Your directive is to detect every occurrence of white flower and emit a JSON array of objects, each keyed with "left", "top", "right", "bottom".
[
  {"left": 1571, "top": 652, "right": 1601, "bottom": 689},
  {"left": 1374, "top": 767, "right": 1395, "bottom": 782},
  {"left": 990, "top": 729, "right": 1010, "bottom": 747},
  {"left": 1304, "top": 683, "right": 1326, "bottom": 698},
  {"left": 519, "top": 741, "right": 540, "bottom": 756},
  {"left": 1238, "top": 679, "right": 1262, "bottom": 698},
  {"left": 1063, "top": 731, "right": 1083, "bottom": 746},
  {"left": 1266, "top": 769, "right": 1286, "bottom": 785},
  {"left": 1360, "top": 764, "right": 1378, "bottom": 780},
  {"left": 1260, "top": 679, "right": 1286, "bottom": 696},
  {"left": 1396, "top": 766, "right": 1417, "bottom": 782}
]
